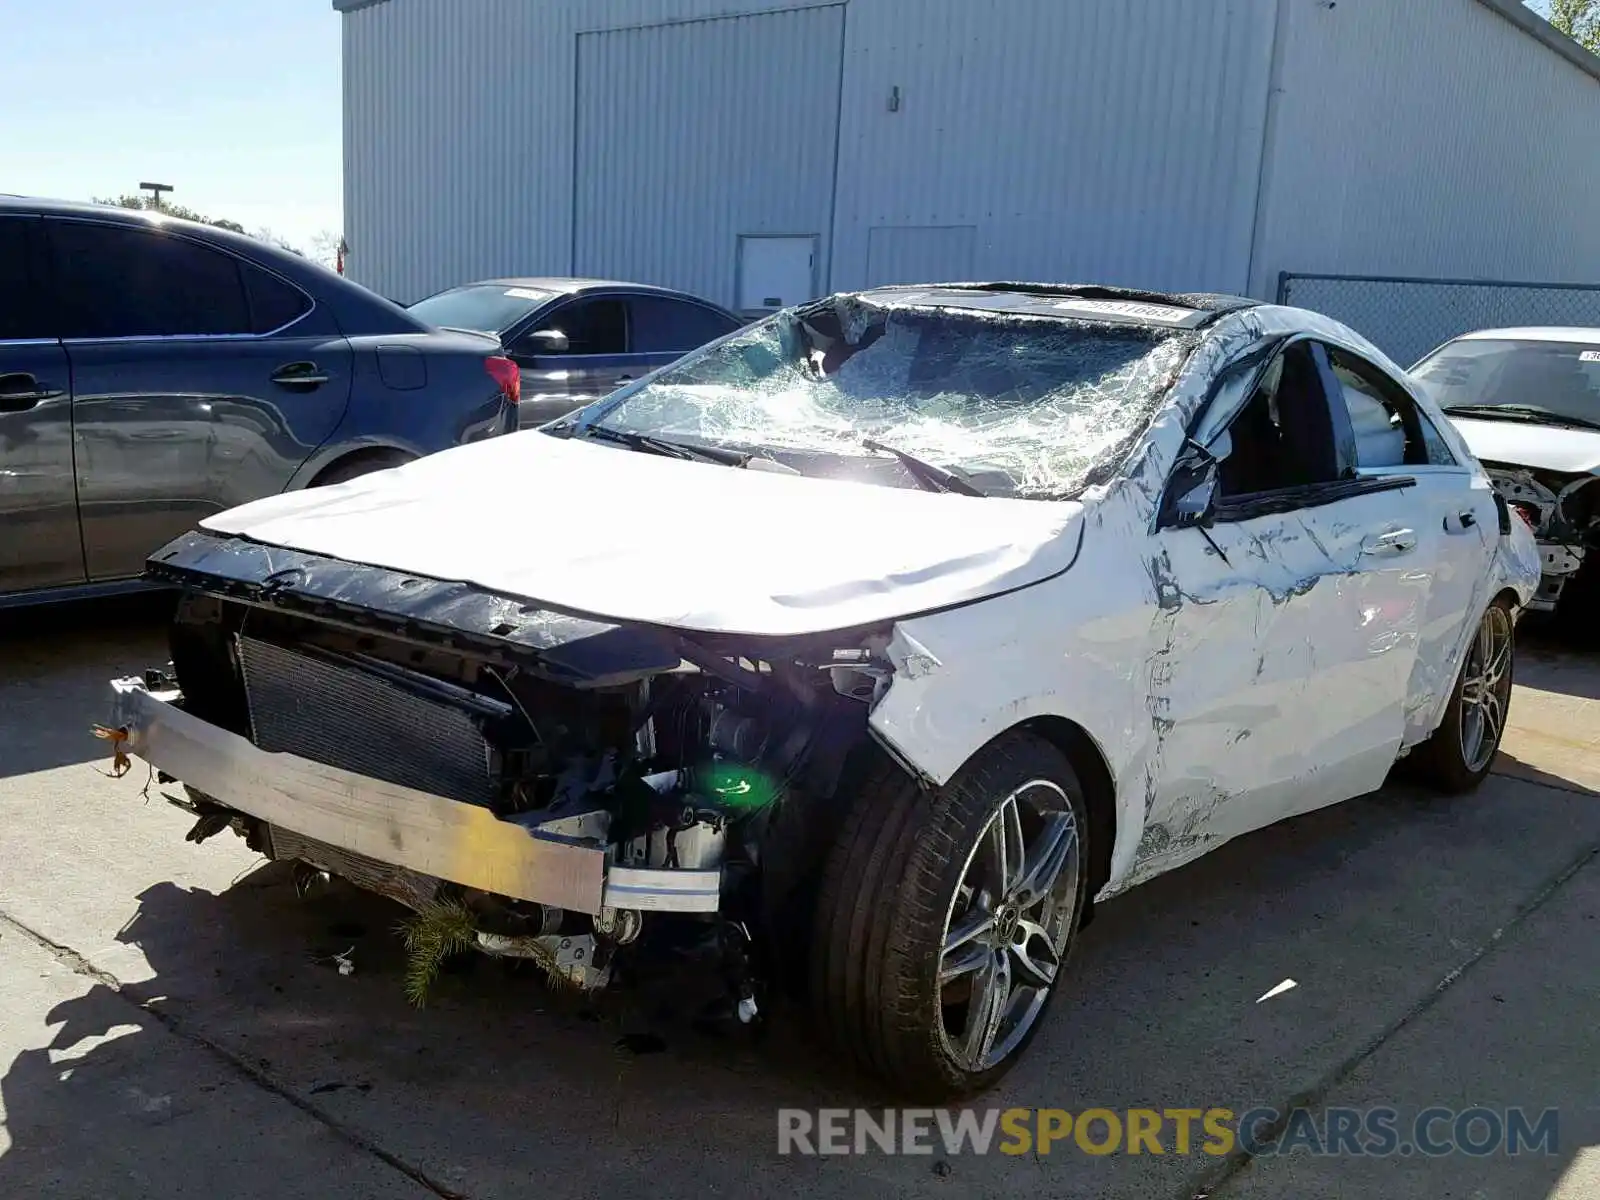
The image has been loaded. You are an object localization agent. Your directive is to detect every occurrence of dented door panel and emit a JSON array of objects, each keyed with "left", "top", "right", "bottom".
[
  {"left": 1136, "top": 491, "right": 1427, "bottom": 882},
  {"left": 1362, "top": 469, "right": 1498, "bottom": 745}
]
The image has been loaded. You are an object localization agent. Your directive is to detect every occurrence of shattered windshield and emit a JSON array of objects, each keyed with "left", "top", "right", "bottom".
[{"left": 581, "top": 296, "right": 1198, "bottom": 499}]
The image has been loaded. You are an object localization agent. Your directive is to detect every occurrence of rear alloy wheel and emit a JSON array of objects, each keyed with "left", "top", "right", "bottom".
[
  {"left": 1411, "top": 598, "right": 1515, "bottom": 793},
  {"left": 810, "top": 732, "right": 1089, "bottom": 1099}
]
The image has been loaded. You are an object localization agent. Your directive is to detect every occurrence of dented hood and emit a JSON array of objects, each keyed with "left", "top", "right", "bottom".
[
  {"left": 199, "top": 431, "right": 1086, "bottom": 637},
  {"left": 1449, "top": 417, "right": 1600, "bottom": 476}
]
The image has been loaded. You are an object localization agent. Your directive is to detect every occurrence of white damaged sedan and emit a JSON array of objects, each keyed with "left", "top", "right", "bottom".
[{"left": 107, "top": 284, "right": 1539, "bottom": 1098}]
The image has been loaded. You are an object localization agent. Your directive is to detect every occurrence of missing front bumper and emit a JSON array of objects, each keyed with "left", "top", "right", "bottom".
[{"left": 107, "top": 678, "right": 722, "bottom": 916}]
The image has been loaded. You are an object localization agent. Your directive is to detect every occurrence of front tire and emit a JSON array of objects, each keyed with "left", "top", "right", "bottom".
[
  {"left": 810, "top": 732, "right": 1089, "bottom": 1099},
  {"left": 1410, "top": 598, "right": 1516, "bottom": 794}
]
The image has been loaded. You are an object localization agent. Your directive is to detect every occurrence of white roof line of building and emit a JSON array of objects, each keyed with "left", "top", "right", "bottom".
[
  {"left": 328, "top": 0, "right": 1599, "bottom": 85},
  {"left": 1473, "top": 0, "right": 1600, "bottom": 84}
]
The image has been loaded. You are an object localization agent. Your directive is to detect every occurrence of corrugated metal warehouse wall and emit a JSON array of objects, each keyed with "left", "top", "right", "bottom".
[
  {"left": 339, "top": 0, "right": 1600, "bottom": 315},
  {"left": 572, "top": 6, "right": 847, "bottom": 305},
  {"left": 1252, "top": 0, "right": 1600, "bottom": 298},
  {"left": 827, "top": 0, "right": 1276, "bottom": 296}
]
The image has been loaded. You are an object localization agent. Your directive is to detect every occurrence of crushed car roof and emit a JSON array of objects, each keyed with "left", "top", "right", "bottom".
[{"left": 850, "top": 282, "right": 1259, "bottom": 330}]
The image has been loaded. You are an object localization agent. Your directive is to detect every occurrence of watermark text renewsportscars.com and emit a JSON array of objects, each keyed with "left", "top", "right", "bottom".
[{"left": 777, "top": 1106, "right": 1560, "bottom": 1158}]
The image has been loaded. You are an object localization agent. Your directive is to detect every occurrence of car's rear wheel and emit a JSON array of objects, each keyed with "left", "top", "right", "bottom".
[
  {"left": 810, "top": 732, "right": 1088, "bottom": 1099},
  {"left": 1410, "top": 597, "right": 1516, "bottom": 794}
]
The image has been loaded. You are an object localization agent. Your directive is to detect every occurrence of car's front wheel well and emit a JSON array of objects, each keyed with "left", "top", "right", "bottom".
[{"left": 1012, "top": 715, "right": 1116, "bottom": 902}]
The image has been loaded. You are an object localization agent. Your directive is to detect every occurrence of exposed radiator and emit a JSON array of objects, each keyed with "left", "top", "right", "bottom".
[
  {"left": 265, "top": 824, "right": 440, "bottom": 911},
  {"left": 237, "top": 634, "right": 497, "bottom": 807}
]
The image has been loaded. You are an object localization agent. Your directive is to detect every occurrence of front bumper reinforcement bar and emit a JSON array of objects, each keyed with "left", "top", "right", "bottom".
[{"left": 108, "top": 678, "right": 721, "bottom": 915}]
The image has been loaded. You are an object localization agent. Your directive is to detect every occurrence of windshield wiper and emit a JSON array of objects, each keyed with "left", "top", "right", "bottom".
[
  {"left": 861, "top": 438, "right": 988, "bottom": 497},
  {"left": 574, "top": 424, "right": 758, "bottom": 467},
  {"left": 1443, "top": 404, "right": 1600, "bottom": 433}
]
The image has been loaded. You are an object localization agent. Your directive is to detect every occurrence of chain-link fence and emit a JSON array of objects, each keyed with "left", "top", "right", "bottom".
[{"left": 1278, "top": 273, "right": 1600, "bottom": 368}]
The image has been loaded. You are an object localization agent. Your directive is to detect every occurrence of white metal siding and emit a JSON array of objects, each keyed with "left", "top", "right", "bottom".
[
  {"left": 342, "top": 0, "right": 828, "bottom": 301},
  {"left": 342, "top": 0, "right": 1600, "bottom": 307},
  {"left": 1254, "top": 0, "right": 1600, "bottom": 296},
  {"left": 830, "top": 0, "right": 1278, "bottom": 294},
  {"left": 864, "top": 225, "right": 978, "bottom": 287},
  {"left": 573, "top": 7, "right": 844, "bottom": 308}
]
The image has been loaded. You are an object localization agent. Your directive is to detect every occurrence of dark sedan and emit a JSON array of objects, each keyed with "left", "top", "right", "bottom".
[
  {"left": 0, "top": 197, "right": 522, "bottom": 606},
  {"left": 406, "top": 278, "right": 743, "bottom": 426}
]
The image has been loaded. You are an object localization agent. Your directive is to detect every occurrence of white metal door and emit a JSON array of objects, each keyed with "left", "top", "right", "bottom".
[{"left": 737, "top": 236, "right": 816, "bottom": 313}]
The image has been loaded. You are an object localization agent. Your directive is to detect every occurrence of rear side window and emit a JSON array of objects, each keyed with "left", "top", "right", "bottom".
[
  {"left": 50, "top": 220, "right": 252, "bottom": 338},
  {"left": 1326, "top": 346, "right": 1457, "bottom": 468},
  {"left": 0, "top": 216, "right": 52, "bottom": 341},
  {"left": 549, "top": 297, "right": 627, "bottom": 355},
  {"left": 242, "top": 264, "right": 312, "bottom": 334},
  {"left": 629, "top": 296, "right": 738, "bottom": 354}
]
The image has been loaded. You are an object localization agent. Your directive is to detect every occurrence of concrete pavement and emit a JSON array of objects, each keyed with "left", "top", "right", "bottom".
[{"left": 1, "top": 597, "right": 1596, "bottom": 1199}]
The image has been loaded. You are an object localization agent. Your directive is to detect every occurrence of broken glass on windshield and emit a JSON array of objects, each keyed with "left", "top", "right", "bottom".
[{"left": 584, "top": 296, "right": 1198, "bottom": 499}]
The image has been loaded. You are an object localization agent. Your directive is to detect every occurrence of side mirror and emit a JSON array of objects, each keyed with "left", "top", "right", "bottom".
[
  {"left": 524, "top": 328, "right": 570, "bottom": 355},
  {"left": 1164, "top": 451, "right": 1221, "bottom": 530},
  {"left": 1172, "top": 467, "right": 1219, "bottom": 529}
]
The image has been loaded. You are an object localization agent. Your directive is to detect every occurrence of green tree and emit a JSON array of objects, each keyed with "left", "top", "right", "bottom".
[
  {"left": 94, "top": 193, "right": 249, "bottom": 235},
  {"left": 1547, "top": 0, "right": 1600, "bottom": 53}
]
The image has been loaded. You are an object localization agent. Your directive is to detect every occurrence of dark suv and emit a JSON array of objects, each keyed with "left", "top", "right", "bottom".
[{"left": 0, "top": 197, "right": 521, "bottom": 605}]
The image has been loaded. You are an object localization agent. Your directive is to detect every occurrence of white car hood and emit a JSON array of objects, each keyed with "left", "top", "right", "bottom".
[
  {"left": 201, "top": 432, "right": 1086, "bottom": 637},
  {"left": 1449, "top": 417, "right": 1600, "bottom": 475}
]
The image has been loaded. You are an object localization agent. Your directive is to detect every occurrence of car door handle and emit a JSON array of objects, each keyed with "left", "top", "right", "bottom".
[
  {"left": 615, "top": 375, "right": 633, "bottom": 383},
  {"left": 1361, "top": 529, "right": 1418, "bottom": 558},
  {"left": 270, "top": 362, "right": 330, "bottom": 388},
  {"left": 0, "top": 372, "right": 65, "bottom": 411}
]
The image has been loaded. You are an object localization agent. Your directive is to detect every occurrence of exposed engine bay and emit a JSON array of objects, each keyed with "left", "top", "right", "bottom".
[
  {"left": 119, "top": 552, "right": 898, "bottom": 1023},
  {"left": 1484, "top": 463, "right": 1600, "bottom": 612}
]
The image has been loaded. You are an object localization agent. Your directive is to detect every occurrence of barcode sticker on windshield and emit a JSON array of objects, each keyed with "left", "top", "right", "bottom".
[
  {"left": 504, "top": 287, "right": 546, "bottom": 300},
  {"left": 1051, "top": 299, "right": 1209, "bottom": 329},
  {"left": 1580, "top": 350, "right": 1600, "bottom": 363}
]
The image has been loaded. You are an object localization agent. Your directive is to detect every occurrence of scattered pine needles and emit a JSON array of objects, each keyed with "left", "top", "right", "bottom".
[{"left": 398, "top": 897, "right": 479, "bottom": 1007}]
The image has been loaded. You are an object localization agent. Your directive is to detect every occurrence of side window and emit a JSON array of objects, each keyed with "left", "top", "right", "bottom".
[
  {"left": 1215, "top": 342, "right": 1343, "bottom": 501},
  {"left": 628, "top": 296, "right": 738, "bottom": 354},
  {"left": 239, "top": 261, "right": 312, "bottom": 334},
  {"left": 1325, "top": 346, "right": 1457, "bottom": 468},
  {"left": 0, "top": 217, "right": 52, "bottom": 341},
  {"left": 544, "top": 297, "right": 627, "bottom": 355},
  {"left": 51, "top": 221, "right": 251, "bottom": 338}
]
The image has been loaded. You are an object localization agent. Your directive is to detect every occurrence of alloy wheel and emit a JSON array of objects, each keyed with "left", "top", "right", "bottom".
[
  {"left": 937, "top": 780, "right": 1081, "bottom": 1073},
  {"left": 1459, "top": 604, "right": 1513, "bottom": 774}
]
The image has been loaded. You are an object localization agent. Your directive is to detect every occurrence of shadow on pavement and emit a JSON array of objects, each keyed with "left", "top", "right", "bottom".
[
  {"left": 1494, "top": 750, "right": 1600, "bottom": 797},
  {"left": 0, "top": 592, "right": 174, "bottom": 779},
  {"left": 1516, "top": 621, "right": 1600, "bottom": 702},
  {"left": 2, "top": 768, "right": 1595, "bottom": 1200}
]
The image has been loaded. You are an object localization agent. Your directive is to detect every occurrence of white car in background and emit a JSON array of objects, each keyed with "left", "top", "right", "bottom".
[
  {"left": 107, "top": 284, "right": 1539, "bottom": 1098},
  {"left": 1413, "top": 327, "right": 1600, "bottom": 625}
]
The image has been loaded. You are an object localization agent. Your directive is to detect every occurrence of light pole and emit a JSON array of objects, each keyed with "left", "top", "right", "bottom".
[{"left": 139, "top": 181, "right": 174, "bottom": 211}]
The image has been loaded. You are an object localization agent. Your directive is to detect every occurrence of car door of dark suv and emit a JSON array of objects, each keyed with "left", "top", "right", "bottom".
[
  {"left": 47, "top": 217, "right": 355, "bottom": 581},
  {"left": 0, "top": 213, "right": 82, "bottom": 595}
]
